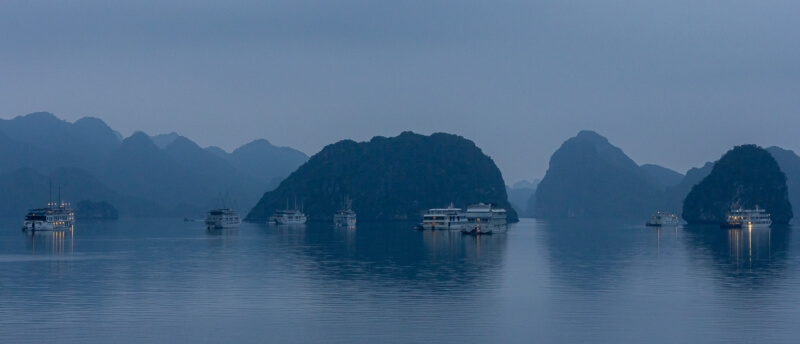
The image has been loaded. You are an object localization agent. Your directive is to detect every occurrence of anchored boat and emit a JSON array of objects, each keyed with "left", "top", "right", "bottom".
[
  {"left": 205, "top": 208, "right": 241, "bottom": 229},
  {"left": 422, "top": 203, "right": 466, "bottom": 230},
  {"left": 23, "top": 201, "right": 74, "bottom": 232},
  {"left": 645, "top": 212, "right": 680, "bottom": 227},
  {"left": 334, "top": 198, "right": 356, "bottom": 227},
  {"left": 268, "top": 199, "right": 308, "bottom": 225},
  {"left": 721, "top": 207, "right": 771, "bottom": 228},
  {"left": 461, "top": 203, "right": 507, "bottom": 235}
]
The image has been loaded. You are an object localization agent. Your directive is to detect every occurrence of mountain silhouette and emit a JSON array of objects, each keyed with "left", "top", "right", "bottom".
[
  {"left": 683, "top": 144, "right": 792, "bottom": 224},
  {"left": 227, "top": 139, "right": 309, "bottom": 186},
  {"left": 533, "top": 130, "right": 665, "bottom": 219},
  {"left": 641, "top": 164, "right": 684, "bottom": 188},
  {"left": 0, "top": 167, "right": 166, "bottom": 218},
  {"left": 0, "top": 112, "right": 310, "bottom": 218},
  {"left": 766, "top": 146, "right": 800, "bottom": 219},
  {"left": 246, "top": 132, "right": 517, "bottom": 223}
]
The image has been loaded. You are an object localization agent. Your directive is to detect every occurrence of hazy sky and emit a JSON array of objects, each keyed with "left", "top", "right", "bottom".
[{"left": 2, "top": 1, "right": 799, "bottom": 183}]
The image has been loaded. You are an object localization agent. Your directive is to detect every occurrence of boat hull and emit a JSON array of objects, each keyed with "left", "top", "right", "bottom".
[
  {"left": 645, "top": 221, "right": 680, "bottom": 227},
  {"left": 422, "top": 222, "right": 466, "bottom": 230},
  {"left": 23, "top": 221, "right": 73, "bottom": 232},
  {"left": 272, "top": 218, "right": 307, "bottom": 225},
  {"left": 721, "top": 222, "right": 771, "bottom": 229},
  {"left": 334, "top": 216, "right": 356, "bottom": 227},
  {"left": 461, "top": 224, "right": 507, "bottom": 235},
  {"left": 206, "top": 221, "right": 241, "bottom": 229}
]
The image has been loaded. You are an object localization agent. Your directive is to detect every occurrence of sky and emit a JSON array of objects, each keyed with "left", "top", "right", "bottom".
[{"left": 1, "top": 1, "right": 799, "bottom": 183}]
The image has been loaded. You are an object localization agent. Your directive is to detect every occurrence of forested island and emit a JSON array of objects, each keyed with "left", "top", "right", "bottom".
[
  {"left": 246, "top": 132, "right": 518, "bottom": 223},
  {"left": 682, "top": 144, "right": 793, "bottom": 224}
]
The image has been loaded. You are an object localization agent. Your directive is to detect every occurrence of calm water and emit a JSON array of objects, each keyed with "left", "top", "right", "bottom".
[{"left": 2, "top": 218, "right": 800, "bottom": 343}]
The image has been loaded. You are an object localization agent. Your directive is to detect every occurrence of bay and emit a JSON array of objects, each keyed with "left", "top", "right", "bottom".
[{"left": 1, "top": 218, "right": 799, "bottom": 343}]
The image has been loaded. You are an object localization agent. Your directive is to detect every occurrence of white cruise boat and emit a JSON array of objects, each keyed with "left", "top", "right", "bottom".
[
  {"left": 722, "top": 207, "right": 771, "bottom": 228},
  {"left": 268, "top": 209, "right": 308, "bottom": 225},
  {"left": 461, "top": 203, "right": 507, "bottom": 235},
  {"left": 422, "top": 203, "right": 466, "bottom": 230},
  {"left": 23, "top": 201, "right": 74, "bottom": 232},
  {"left": 205, "top": 208, "right": 241, "bottom": 229},
  {"left": 334, "top": 198, "right": 357, "bottom": 227},
  {"left": 645, "top": 212, "right": 680, "bottom": 227}
]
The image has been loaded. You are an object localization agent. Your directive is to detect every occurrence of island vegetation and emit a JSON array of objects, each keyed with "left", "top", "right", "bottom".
[
  {"left": 682, "top": 144, "right": 793, "bottom": 224},
  {"left": 246, "top": 132, "right": 518, "bottom": 223}
]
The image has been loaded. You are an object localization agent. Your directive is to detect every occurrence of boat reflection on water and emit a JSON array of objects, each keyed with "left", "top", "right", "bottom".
[
  {"left": 651, "top": 225, "right": 681, "bottom": 256},
  {"left": 268, "top": 223, "right": 307, "bottom": 247},
  {"left": 726, "top": 226, "right": 776, "bottom": 265},
  {"left": 205, "top": 227, "right": 240, "bottom": 247},
  {"left": 26, "top": 228, "right": 73, "bottom": 255},
  {"left": 205, "top": 226, "right": 240, "bottom": 253},
  {"left": 205, "top": 227, "right": 239, "bottom": 237},
  {"left": 270, "top": 223, "right": 307, "bottom": 230},
  {"left": 682, "top": 224, "right": 792, "bottom": 288},
  {"left": 268, "top": 222, "right": 508, "bottom": 293},
  {"left": 333, "top": 225, "right": 357, "bottom": 254},
  {"left": 421, "top": 228, "right": 507, "bottom": 263}
]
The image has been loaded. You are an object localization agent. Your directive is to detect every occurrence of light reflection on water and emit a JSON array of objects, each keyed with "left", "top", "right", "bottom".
[
  {"left": 1, "top": 218, "right": 800, "bottom": 343},
  {"left": 26, "top": 230, "right": 73, "bottom": 255}
]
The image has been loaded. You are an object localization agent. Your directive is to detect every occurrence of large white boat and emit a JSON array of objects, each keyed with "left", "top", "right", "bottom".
[
  {"left": 334, "top": 198, "right": 357, "bottom": 227},
  {"left": 205, "top": 208, "right": 241, "bottom": 229},
  {"left": 645, "top": 212, "right": 680, "bottom": 227},
  {"left": 422, "top": 203, "right": 466, "bottom": 230},
  {"left": 23, "top": 201, "right": 74, "bottom": 232},
  {"left": 722, "top": 207, "right": 771, "bottom": 228},
  {"left": 461, "top": 203, "right": 507, "bottom": 235},
  {"left": 268, "top": 209, "right": 308, "bottom": 225}
]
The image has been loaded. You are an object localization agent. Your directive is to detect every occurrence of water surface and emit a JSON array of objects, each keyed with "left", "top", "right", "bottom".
[{"left": 1, "top": 218, "right": 799, "bottom": 343}]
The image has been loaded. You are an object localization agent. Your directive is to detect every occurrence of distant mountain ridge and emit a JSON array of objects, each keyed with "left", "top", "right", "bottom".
[
  {"left": 0, "top": 112, "right": 308, "bottom": 218},
  {"left": 101, "top": 132, "right": 211, "bottom": 210},
  {"left": 0, "top": 112, "right": 119, "bottom": 175},
  {"left": 226, "top": 139, "right": 309, "bottom": 186},
  {"left": 531, "top": 131, "right": 800, "bottom": 223},
  {"left": 533, "top": 131, "right": 666, "bottom": 219},
  {"left": 6, "top": 112, "right": 800, "bottom": 224},
  {"left": 641, "top": 164, "right": 684, "bottom": 187},
  {"left": 507, "top": 179, "right": 538, "bottom": 217},
  {"left": 247, "top": 132, "right": 518, "bottom": 223},
  {"left": 0, "top": 167, "right": 165, "bottom": 218},
  {"left": 150, "top": 132, "right": 180, "bottom": 149},
  {"left": 512, "top": 179, "right": 539, "bottom": 189}
]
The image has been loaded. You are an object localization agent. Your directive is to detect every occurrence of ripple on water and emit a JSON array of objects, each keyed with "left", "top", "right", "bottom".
[{"left": 2, "top": 219, "right": 800, "bottom": 343}]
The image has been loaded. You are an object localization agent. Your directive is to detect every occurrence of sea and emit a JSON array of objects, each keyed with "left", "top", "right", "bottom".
[{"left": 2, "top": 217, "right": 800, "bottom": 343}]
